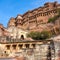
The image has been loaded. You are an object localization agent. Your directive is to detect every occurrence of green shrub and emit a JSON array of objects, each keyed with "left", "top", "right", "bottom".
[
  {"left": 48, "top": 9, "right": 60, "bottom": 23},
  {"left": 27, "top": 31, "right": 52, "bottom": 40}
]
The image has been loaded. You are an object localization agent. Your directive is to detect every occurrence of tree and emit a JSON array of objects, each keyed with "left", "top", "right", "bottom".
[
  {"left": 39, "top": 31, "right": 52, "bottom": 40},
  {"left": 27, "top": 31, "right": 40, "bottom": 40}
]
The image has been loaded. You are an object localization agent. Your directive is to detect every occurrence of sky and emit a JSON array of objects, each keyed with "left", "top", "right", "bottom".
[{"left": 0, "top": 0, "right": 60, "bottom": 27}]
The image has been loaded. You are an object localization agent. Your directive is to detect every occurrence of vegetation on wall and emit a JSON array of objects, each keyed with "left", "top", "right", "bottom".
[
  {"left": 27, "top": 31, "right": 52, "bottom": 40},
  {"left": 48, "top": 9, "right": 60, "bottom": 23}
]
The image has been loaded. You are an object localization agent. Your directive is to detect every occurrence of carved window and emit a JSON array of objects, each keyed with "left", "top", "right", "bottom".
[
  {"left": 18, "top": 44, "right": 23, "bottom": 49},
  {"left": 41, "top": 13, "right": 42, "bottom": 16},
  {"left": 36, "top": 14, "right": 39, "bottom": 17},
  {"left": 29, "top": 20, "right": 36, "bottom": 23},
  {"left": 29, "top": 15, "right": 36, "bottom": 20},
  {"left": 39, "top": 13, "right": 42, "bottom": 16},
  {"left": 25, "top": 44, "right": 30, "bottom": 48},
  {"left": 32, "top": 44, "right": 36, "bottom": 48},
  {"left": 43, "top": 13, "right": 46, "bottom": 16},
  {"left": 12, "top": 45, "right": 16, "bottom": 50},
  {"left": 6, "top": 45, "right": 10, "bottom": 50},
  {"left": 37, "top": 20, "right": 43, "bottom": 24}
]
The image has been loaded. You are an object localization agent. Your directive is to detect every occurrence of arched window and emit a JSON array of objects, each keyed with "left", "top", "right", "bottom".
[{"left": 25, "top": 44, "right": 29, "bottom": 48}]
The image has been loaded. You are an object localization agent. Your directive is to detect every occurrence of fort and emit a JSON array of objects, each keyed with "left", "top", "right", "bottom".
[
  {"left": 8, "top": 2, "right": 59, "bottom": 29},
  {"left": 0, "top": 1, "right": 60, "bottom": 60}
]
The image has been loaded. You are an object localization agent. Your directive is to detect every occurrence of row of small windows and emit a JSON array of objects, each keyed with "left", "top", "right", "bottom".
[
  {"left": 21, "top": 10, "right": 57, "bottom": 24},
  {"left": 6, "top": 44, "right": 36, "bottom": 50},
  {"left": 29, "top": 20, "right": 37, "bottom": 23},
  {"left": 0, "top": 35, "right": 24, "bottom": 42},
  {"left": 23, "top": 19, "right": 28, "bottom": 24},
  {"left": 29, "top": 10, "right": 57, "bottom": 20}
]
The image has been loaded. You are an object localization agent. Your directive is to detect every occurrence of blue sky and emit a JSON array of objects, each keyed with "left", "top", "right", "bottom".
[{"left": 0, "top": 0, "right": 60, "bottom": 27}]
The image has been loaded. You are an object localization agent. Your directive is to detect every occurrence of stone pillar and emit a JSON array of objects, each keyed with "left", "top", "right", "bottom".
[
  {"left": 30, "top": 43, "right": 33, "bottom": 48},
  {"left": 10, "top": 44, "right": 13, "bottom": 53},
  {"left": 15, "top": 45, "right": 17, "bottom": 52},
  {"left": 17, "top": 44, "right": 23, "bottom": 52},
  {"left": 23, "top": 44, "right": 26, "bottom": 49},
  {"left": 16, "top": 44, "right": 19, "bottom": 52}
]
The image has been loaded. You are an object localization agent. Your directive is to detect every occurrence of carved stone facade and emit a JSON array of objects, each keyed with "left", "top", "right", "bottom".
[
  {"left": 0, "top": 39, "right": 60, "bottom": 60},
  {"left": 0, "top": 40, "right": 54, "bottom": 59}
]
